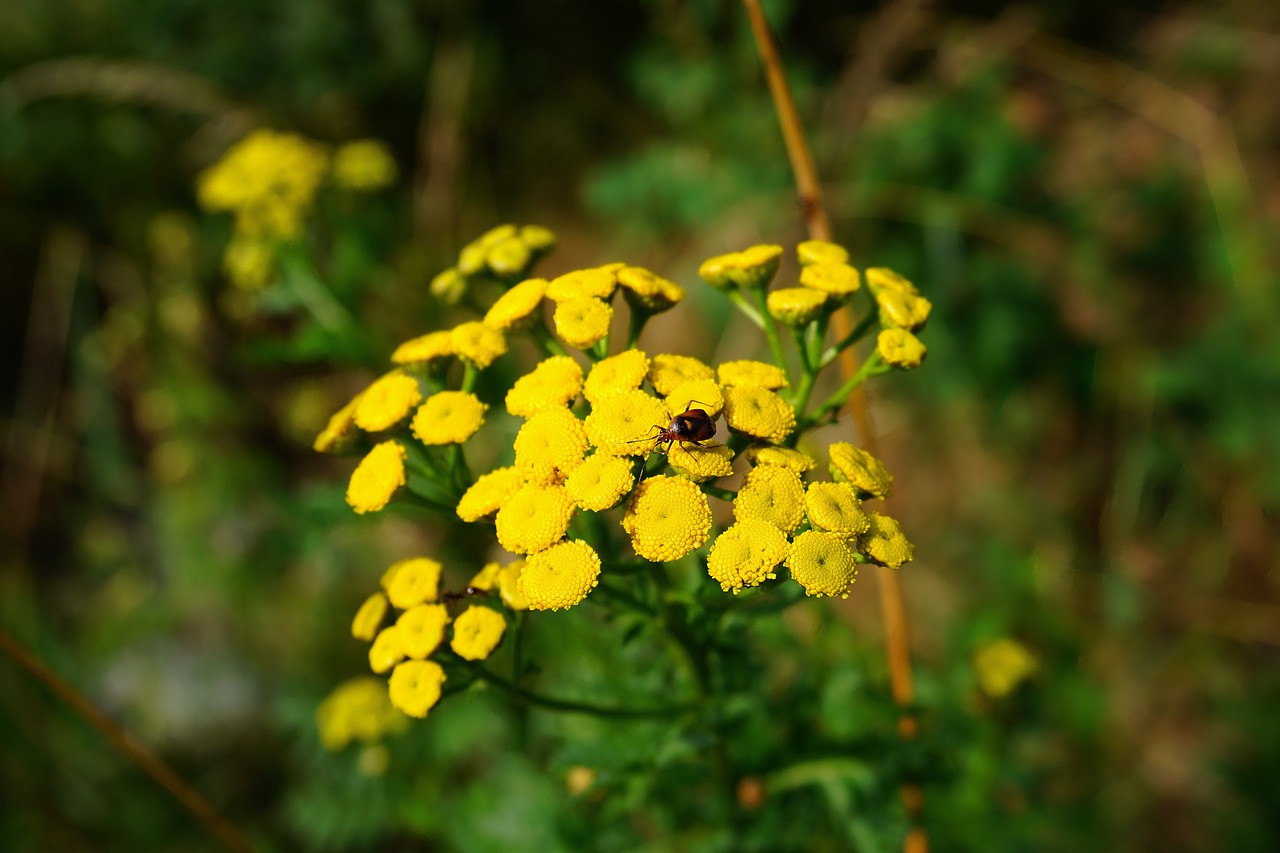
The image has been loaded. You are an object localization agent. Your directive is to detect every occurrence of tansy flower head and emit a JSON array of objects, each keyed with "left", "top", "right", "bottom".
[
  {"left": 804, "top": 482, "right": 870, "bottom": 538},
  {"left": 877, "top": 328, "right": 927, "bottom": 369},
  {"left": 458, "top": 224, "right": 517, "bottom": 275},
  {"left": 617, "top": 266, "right": 685, "bottom": 313},
  {"left": 800, "top": 262, "right": 861, "bottom": 296},
  {"left": 506, "top": 356, "right": 583, "bottom": 417},
  {"left": 332, "top": 139, "right": 397, "bottom": 191},
  {"left": 667, "top": 443, "right": 734, "bottom": 483},
  {"left": 487, "top": 236, "right": 531, "bottom": 277},
  {"left": 584, "top": 389, "right": 671, "bottom": 455},
  {"left": 314, "top": 394, "right": 362, "bottom": 454},
  {"left": 707, "top": 520, "right": 789, "bottom": 592},
  {"left": 665, "top": 378, "right": 723, "bottom": 419},
  {"left": 456, "top": 466, "right": 525, "bottom": 522},
  {"left": 346, "top": 441, "right": 407, "bottom": 513},
  {"left": 767, "top": 287, "right": 828, "bottom": 327},
  {"left": 223, "top": 239, "right": 274, "bottom": 290},
  {"left": 648, "top": 354, "right": 715, "bottom": 397},
  {"left": 412, "top": 391, "right": 487, "bottom": 445},
  {"left": 391, "top": 330, "right": 455, "bottom": 365},
  {"left": 554, "top": 297, "right": 613, "bottom": 349},
  {"left": 355, "top": 372, "right": 422, "bottom": 432},
  {"left": 828, "top": 442, "right": 893, "bottom": 499},
  {"left": 865, "top": 267, "right": 919, "bottom": 297},
  {"left": 396, "top": 603, "right": 449, "bottom": 659},
  {"left": 786, "top": 531, "right": 859, "bottom": 598},
  {"left": 388, "top": 659, "right": 446, "bottom": 718},
  {"left": 468, "top": 561, "right": 502, "bottom": 591},
  {"left": 352, "top": 592, "right": 389, "bottom": 641},
  {"left": 546, "top": 268, "right": 617, "bottom": 302},
  {"left": 797, "top": 240, "right": 850, "bottom": 267},
  {"left": 858, "top": 512, "right": 914, "bottom": 568},
  {"left": 733, "top": 464, "right": 806, "bottom": 533},
  {"left": 876, "top": 289, "right": 932, "bottom": 331},
  {"left": 384, "top": 557, "right": 443, "bottom": 609},
  {"left": 430, "top": 268, "right": 466, "bottom": 305},
  {"left": 450, "top": 606, "right": 506, "bottom": 660},
  {"left": 717, "top": 360, "right": 788, "bottom": 391},
  {"left": 974, "top": 639, "right": 1038, "bottom": 698},
  {"left": 368, "top": 626, "right": 406, "bottom": 674},
  {"left": 497, "top": 559, "right": 529, "bottom": 610},
  {"left": 746, "top": 445, "right": 816, "bottom": 474},
  {"left": 495, "top": 483, "right": 576, "bottom": 555},
  {"left": 518, "top": 540, "right": 601, "bottom": 611},
  {"left": 519, "top": 225, "right": 557, "bottom": 255},
  {"left": 513, "top": 408, "right": 588, "bottom": 484},
  {"left": 625, "top": 475, "right": 713, "bottom": 563},
  {"left": 723, "top": 385, "right": 796, "bottom": 445},
  {"left": 564, "top": 453, "right": 635, "bottom": 511},
  {"left": 450, "top": 321, "right": 507, "bottom": 368},
  {"left": 315, "top": 677, "right": 408, "bottom": 750},
  {"left": 484, "top": 278, "right": 547, "bottom": 330},
  {"left": 197, "top": 130, "right": 328, "bottom": 240},
  {"left": 583, "top": 350, "right": 650, "bottom": 406},
  {"left": 698, "top": 245, "right": 783, "bottom": 290}
]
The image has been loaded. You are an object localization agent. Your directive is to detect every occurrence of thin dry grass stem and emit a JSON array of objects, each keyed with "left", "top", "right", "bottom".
[
  {"left": 414, "top": 40, "right": 475, "bottom": 245},
  {"left": 742, "top": 3, "right": 925, "bottom": 849},
  {"left": 0, "top": 628, "right": 258, "bottom": 853}
]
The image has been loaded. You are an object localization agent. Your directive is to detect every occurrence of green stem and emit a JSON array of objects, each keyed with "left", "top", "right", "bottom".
[
  {"left": 470, "top": 666, "right": 690, "bottom": 719},
  {"left": 595, "top": 578, "right": 657, "bottom": 616},
  {"left": 701, "top": 484, "right": 737, "bottom": 502},
  {"left": 750, "top": 288, "right": 789, "bottom": 375},
  {"left": 819, "top": 308, "right": 877, "bottom": 369},
  {"left": 531, "top": 324, "right": 571, "bottom": 358},
  {"left": 727, "top": 290, "right": 764, "bottom": 329},
  {"left": 460, "top": 362, "right": 479, "bottom": 393},
  {"left": 800, "top": 353, "right": 889, "bottom": 430},
  {"left": 625, "top": 307, "right": 649, "bottom": 349}
]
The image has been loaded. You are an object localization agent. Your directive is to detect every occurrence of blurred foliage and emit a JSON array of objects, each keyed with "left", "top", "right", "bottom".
[{"left": 2, "top": 0, "right": 1278, "bottom": 851}]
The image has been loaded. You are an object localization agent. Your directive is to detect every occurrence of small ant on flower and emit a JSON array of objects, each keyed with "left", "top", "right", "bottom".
[{"left": 627, "top": 400, "right": 719, "bottom": 480}]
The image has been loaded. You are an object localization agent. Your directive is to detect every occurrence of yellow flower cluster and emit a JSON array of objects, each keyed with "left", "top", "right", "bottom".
[
  {"left": 197, "top": 129, "right": 328, "bottom": 241},
  {"left": 513, "top": 409, "right": 588, "bottom": 484},
  {"left": 332, "top": 139, "right": 397, "bottom": 191},
  {"left": 316, "top": 677, "right": 408, "bottom": 751},
  {"left": 583, "top": 350, "right": 650, "bottom": 406},
  {"left": 973, "top": 638, "right": 1038, "bottom": 698}
]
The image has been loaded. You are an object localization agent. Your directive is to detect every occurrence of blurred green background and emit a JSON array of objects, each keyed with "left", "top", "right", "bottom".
[{"left": 2, "top": 0, "right": 1277, "bottom": 850}]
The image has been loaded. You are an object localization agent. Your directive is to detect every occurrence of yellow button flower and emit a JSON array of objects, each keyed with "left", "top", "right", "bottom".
[
  {"left": 665, "top": 378, "right": 723, "bottom": 419},
  {"left": 877, "top": 328, "right": 927, "bottom": 369},
  {"left": 429, "top": 268, "right": 466, "bottom": 305},
  {"left": 391, "top": 330, "right": 455, "bottom": 365},
  {"left": 368, "top": 625, "right": 406, "bottom": 674},
  {"left": 786, "top": 531, "right": 859, "bottom": 598},
  {"left": 384, "top": 557, "right": 443, "bottom": 609},
  {"left": 197, "top": 130, "right": 328, "bottom": 240},
  {"left": 450, "top": 606, "right": 506, "bottom": 661},
  {"left": 468, "top": 561, "right": 502, "bottom": 591},
  {"left": 456, "top": 466, "right": 526, "bottom": 522},
  {"left": 865, "top": 267, "right": 919, "bottom": 297},
  {"left": 722, "top": 385, "right": 796, "bottom": 445},
  {"left": 412, "top": 391, "right": 487, "bottom": 445},
  {"left": 332, "top": 139, "right": 397, "bottom": 191},
  {"left": 314, "top": 393, "right": 362, "bottom": 454},
  {"left": 346, "top": 440, "right": 407, "bottom": 514},
  {"left": 458, "top": 224, "right": 517, "bottom": 275},
  {"left": 804, "top": 482, "right": 870, "bottom": 538},
  {"left": 797, "top": 240, "right": 850, "bottom": 267},
  {"left": 554, "top": 297, "right": 613, "bottom": 349},
  {"left": 745, "top": 445, "right": 816, "bottom": 474},
  {"left": 974, "top": 639, "right": 1038, "bottom": 698},
  {"left": 495, "top": 483, "right": 576, "bottom": 555},
  {"left": 518, "top": 540, "right": 601, "bottom": 611},
  {"left": 351, "top": 592, "right": 389, "bottom": 641},
  {"left": 707, "top": 519, "right": 789, "bottom": 592},
  {"left": 876, "top": 289, "right": 932, "bottom": 331},
  {"left": 396, "top": 603, "right": 449, "bottom": 659},
  {"left": 223, "top": 238, "right": 274, "bottom": 290},
  {"left": 625, "top": 475, "right": 713, "bottom": 563},
  {"left": 487, "top": 236, "right": 531, "bottom": 276},
  {"left": 514, "top": 408, "right": 589, "bottom": 484},
  {"left": 617, "top": 266, "right": 685, "bottom": 313},
  {"left": 667, "top": 443, "right": 734, "bottom": 483},
  {"left": 648, "top": 354, "right": 715, "bottom": 397},
  {"left": 583, "top": 350, "right": 650, "bottom": 406},
  {"left": 857, "top": 512, "right": 914, "bottom": 568},
  {"left": 450, "top": 321, "right": 507, "bottom": 368},
  {"left": 717, "top": 360, "right": 788, "bottom": 391},
  {"left": 545, "top": 267, "right": 617, "bottom": 302},
  {"left": 584, "top": 389, "right": 671, "bottom": 455},
  {"left": 497, "top": 559, "right": 529, "bottom": 610},
  {"left": 354, "top": 372, "right": 422, "bottom": 432},
  {"left": 484, "top": 277, "right": 547, "bottom": 330},
  {"left": 698, "top": 244, "right": 783, "bottom": 290},
  {"left": 315, "top": 677, "right": 408, "bottom": 750},
  {"left": 828, "top": 442, "right": 893, "bottom": 499},
  {"left": 800, "top": 262, "right": 861, "bottom": 296},
  {"left": 767, "top": 287, "right": 828, "bottom": 327},
  {"left": 505, "top": 356, "right": 584, "bottom": 417},
  {"left": 564, "top": 453, "right": 636, "bottom": 511},
  {"left": 733, "top": 465, "right": 805, "bottom": 533},
  {"left": 388, "top": 659, "right": 446, "bottom": 718},
  {"left": 519, "top": 224, "right": 557, "bottom": 254}
]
